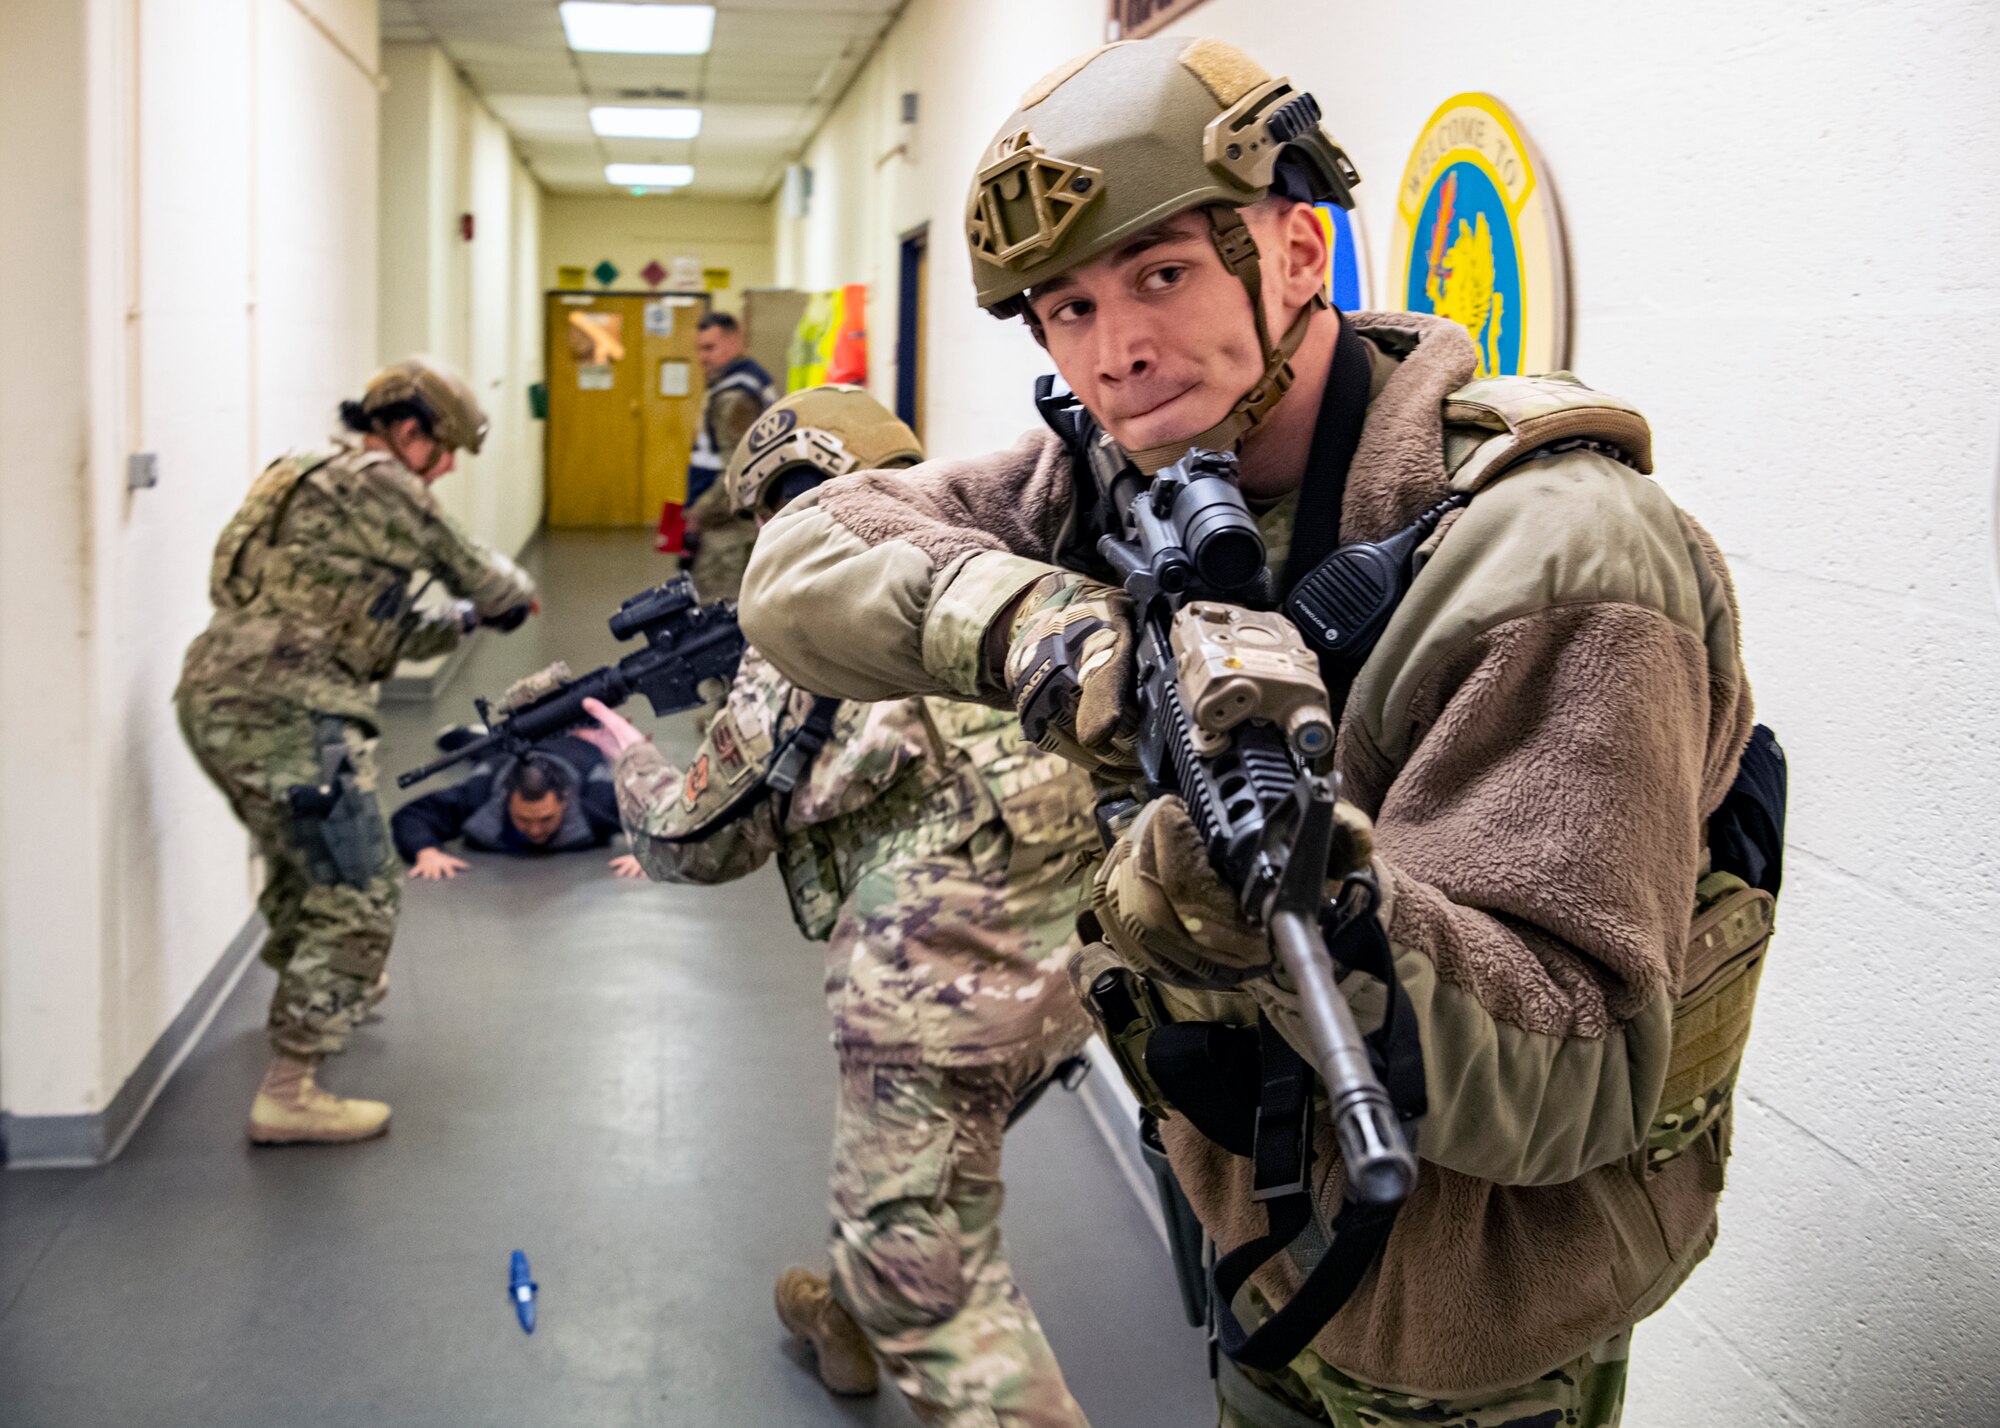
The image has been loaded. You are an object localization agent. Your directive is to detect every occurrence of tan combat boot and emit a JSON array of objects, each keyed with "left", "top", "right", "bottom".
[
  {"left": 247, "top": 1053, "right": 392, "bottom": 1145},
  {"left": 774, "top": 1266, "right": 878, "bottom": 1396}
]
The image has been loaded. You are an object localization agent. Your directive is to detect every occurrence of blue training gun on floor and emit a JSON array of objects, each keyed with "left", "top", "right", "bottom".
[
  {"left": 397, "top": 574, "right": 746, "bottom": 790},
  {"left": 1096, "top": 448, "right": 1417, "bottom": 1209}
]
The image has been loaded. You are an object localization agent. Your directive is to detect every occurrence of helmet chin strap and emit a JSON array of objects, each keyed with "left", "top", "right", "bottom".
[{"left": 1123, "top": 205, "right": 1326, "bottom": 476}]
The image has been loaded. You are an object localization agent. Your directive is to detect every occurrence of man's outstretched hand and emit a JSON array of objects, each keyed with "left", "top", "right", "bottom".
[
  {"left": 608, "top": 854, "right": 646, "bottom": 879},
  {"left": 410, "top": 848, "right": 470, "bottom": 881},
  {"left": 582, "top": 697, "right": 651, "bottom": 756}
]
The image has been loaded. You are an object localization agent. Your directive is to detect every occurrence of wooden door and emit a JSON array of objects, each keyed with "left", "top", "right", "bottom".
[
  {"left": 544, "top": 292, "right": 706, "bottom": 528},
  {"left": 546, "top": 292, "right": 643, "bottom": 527}
]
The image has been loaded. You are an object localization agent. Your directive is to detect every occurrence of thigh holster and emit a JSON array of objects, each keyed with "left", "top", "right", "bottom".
[{"left": 288, "top": 715, "right": 384, "bottom": 888}]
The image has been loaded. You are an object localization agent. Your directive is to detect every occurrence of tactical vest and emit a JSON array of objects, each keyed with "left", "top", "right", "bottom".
[
  {"left": 459, "top": 751, "right": 603, "bottom": 853},
  {"left": 206, "top": 446, "right": 435, "bottom": 685},
  {"left": 687, "top": 357, "right": 777, "bottom": 503}
]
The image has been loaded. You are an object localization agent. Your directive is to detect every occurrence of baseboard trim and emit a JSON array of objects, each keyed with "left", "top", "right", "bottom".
[
  {"left": 1078, "top": 1036, "right": 1167, "bottom": 1249},
  {"left": 0, "top": 915, "right": 265, "bottom": 1170}
]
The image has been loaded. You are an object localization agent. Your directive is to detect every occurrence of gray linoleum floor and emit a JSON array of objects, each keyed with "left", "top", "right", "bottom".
[{"left": 0, "top": 530, "right": 1213, "bottom": 1428}]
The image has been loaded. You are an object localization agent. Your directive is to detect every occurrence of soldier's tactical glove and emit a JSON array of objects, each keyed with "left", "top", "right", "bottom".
[
  {"left": 1002, "top": 573, "right": 1139, "bottom": 773},
  {"left": 484, "top": 601, "right": 534, "bottom": 633},
  {"left": 1091, "top": 794, "right": 1378, "bottom": 990}
]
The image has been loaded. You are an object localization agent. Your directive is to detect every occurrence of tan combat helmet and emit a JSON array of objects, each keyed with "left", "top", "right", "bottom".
[
  {"left": 965, "top": 36, "right": 1359, "bottom": 471},
  {"left": 361, "top": 355, "right": 491, "bottom": 455},
  {"left": 725, "top": 384, "right": 923, "bottom": 518}
]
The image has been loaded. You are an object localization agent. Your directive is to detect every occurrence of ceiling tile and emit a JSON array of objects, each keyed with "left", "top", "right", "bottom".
[{"left": 397, "top": 0, "right": 896, "bottom": 196}]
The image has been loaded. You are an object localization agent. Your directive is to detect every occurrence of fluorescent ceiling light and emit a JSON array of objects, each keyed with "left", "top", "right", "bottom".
[
  {"left": 560, "top": 3, "right": 714, "bottom": 55},
  {"left": 606, "top": 163, "right": 694, "bottom": 188},
  {"left": 590, "top": 106, "right": 702, "bottom": 140}
]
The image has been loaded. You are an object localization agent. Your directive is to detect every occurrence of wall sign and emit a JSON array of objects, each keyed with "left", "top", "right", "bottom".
[
  {"left": 556, "top": 266, "right": 587, "bottom": 291},
  {"left": 1314, "top": 201, "right": 1370, "bottom": 312},
  {"left": 1387, "top": 93, "right": 1569, "bottom": 377}
]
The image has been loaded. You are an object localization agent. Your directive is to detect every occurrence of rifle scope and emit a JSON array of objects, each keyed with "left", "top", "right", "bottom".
[{"left": 1143, "top": 449, "right": 1265, "bottom": 595}]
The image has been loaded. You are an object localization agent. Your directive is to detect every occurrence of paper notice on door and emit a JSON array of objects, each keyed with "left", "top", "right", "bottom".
[
  {"left": 577, "top": 363, "right": 614, "bottom": 391},
  {"left": 644, "top": 300, "right": 674, "bottom": 336},
  {"left": 658, "top": 359, "right": 692, "bottom": 398}
]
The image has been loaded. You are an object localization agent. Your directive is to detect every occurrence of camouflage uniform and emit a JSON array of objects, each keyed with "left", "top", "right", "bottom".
[
  {"left": 1225, "top": 1318, "right": 1628, "bottom": 1428},
  {"left": 616, "top": 647, "right": 1099, "bottom": 1428},
  {"left": 177, "top": 433, "right": 534, "bottom": 1058}
]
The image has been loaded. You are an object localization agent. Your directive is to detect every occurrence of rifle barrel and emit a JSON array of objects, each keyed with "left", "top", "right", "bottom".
[
  {"left": 396, "top": 736, "right": 497, "bottom": 789},
  {"left": 1270, "top": 908, "right": 1417, "bottom": 1205}
]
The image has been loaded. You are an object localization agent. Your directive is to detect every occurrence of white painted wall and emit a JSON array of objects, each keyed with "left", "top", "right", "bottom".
[
  {"left": 539, "top": 193, "right": 775, "bottom": 321},
  {"left": 0, "top": 0, "right": 381, "bottom": 1125},
  {"left": 378, "top": 42, "right": 545, "bottom": 559},
  {"left": 776, "top": 3, "right": 2000, "bottom": 1423}
]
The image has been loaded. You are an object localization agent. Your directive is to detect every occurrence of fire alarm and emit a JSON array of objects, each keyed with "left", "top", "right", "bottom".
[{"left": 460, "top": 213, "right": 474, "bottom": 241}]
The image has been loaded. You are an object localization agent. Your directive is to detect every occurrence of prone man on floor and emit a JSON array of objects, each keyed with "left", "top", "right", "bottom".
[{"left": 390, "top": 667, "right": 644, "bottom": 882}]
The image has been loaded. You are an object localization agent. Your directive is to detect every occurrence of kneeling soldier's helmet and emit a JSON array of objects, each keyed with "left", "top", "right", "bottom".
[
  {"left": 726, "top": 384, "right": 923, "bottom": 519},
  {"left": 964, "top": 36, "right": 1359, "bottom": 468},
  {"left": 361, "top": 355, "right": 491, "bottom": 455}
]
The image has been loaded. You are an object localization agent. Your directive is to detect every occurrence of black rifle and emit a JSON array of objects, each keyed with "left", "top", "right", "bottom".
[
  {"left": 397, "top": 575, "right": 746, "bottom": 790},
  {"left": 1096, "top": 449, "right": 1416, "bottom": 1207}
]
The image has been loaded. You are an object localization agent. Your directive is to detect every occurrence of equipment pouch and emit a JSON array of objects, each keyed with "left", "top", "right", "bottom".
[
  {"left": 778, "top": 825, "right": 843, "bottom": 941},
  {"left": 1644, "top": 870, "right": 1775, "bottom": 1181}
]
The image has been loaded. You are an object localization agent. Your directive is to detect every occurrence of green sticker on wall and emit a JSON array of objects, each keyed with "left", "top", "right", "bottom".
[{"left": 593, "top": 260, "right": 620, "bottom": 288}]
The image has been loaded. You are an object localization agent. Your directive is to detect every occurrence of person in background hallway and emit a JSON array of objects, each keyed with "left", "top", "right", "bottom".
[
  {"left": 392, "top": 718, "right": 641, "bottom": 881},
  {"left": 736, "top": 36, "right": 1775, "bottom": 1428},
  {"left": 682, "top": 310, "right": 777, "bottom": 602},
  {"left": 587, "top": 385, "right": 1100, "bottom": 1428},
  {"left": 177, "top": 357, "right": 537, "bottom": 1146}
]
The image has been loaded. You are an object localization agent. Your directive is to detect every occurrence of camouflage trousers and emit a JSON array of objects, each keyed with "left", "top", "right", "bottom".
[
  {"left": 177, "top": 689, "right": 399, "bottom": 1059},
  {"left": 1220, "top": 1320, "right": 1629, "bottom": 1428},
  {"left": 828, "top": 1055, "right": 1089, "bottom": 1428},
  {"left": 688, "top": 514, "right": 755, "bottom": 605}
]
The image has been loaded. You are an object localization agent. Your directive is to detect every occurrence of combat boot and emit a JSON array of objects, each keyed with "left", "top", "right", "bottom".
[
  {"left": 247, "top": 1053, "right": 391, "bottom": 1145},
  {"left": 775, "top": 1266, "right": 878, "bottom": 1396}
]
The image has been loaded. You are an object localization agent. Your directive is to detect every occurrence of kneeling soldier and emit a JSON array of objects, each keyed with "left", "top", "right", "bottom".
[{"left": 586, "top": 385, "right": 1101, "bottom": 1428}]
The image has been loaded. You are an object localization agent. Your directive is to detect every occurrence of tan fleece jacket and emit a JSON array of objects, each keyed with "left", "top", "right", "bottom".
[{"left": 740, "top": 311, "right": 1754, "bottom": 1395}]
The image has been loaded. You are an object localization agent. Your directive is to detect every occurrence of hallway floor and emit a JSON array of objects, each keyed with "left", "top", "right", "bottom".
[{"left": 0, "top": 531, "right": 1212, "bottom": 1427}]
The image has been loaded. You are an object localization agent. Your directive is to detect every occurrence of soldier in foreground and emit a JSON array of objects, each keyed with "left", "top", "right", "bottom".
[
  {"left": 177, "top": 358, "right": 536, "bottom": 1145},
  {"left": 585, "top": 385, "right": 1100, "bottom": 1428},
  {"left": 681, "top": 311, "right": 778, "bottom": 601},
  {"left": 737, "top": 38, "right": 1777, "bottom": 1428}
]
